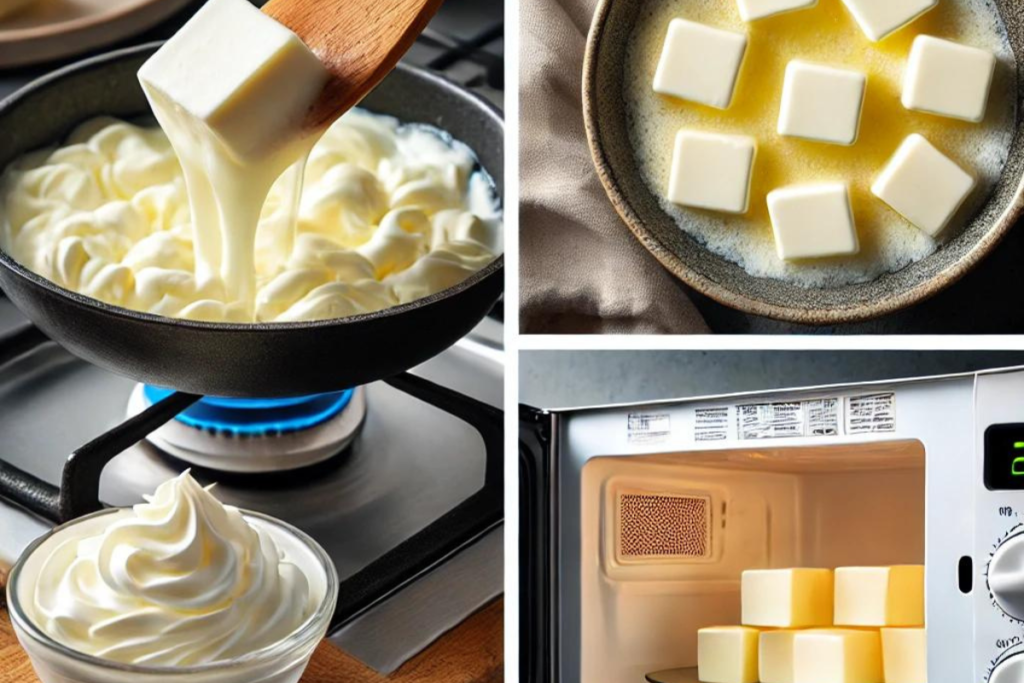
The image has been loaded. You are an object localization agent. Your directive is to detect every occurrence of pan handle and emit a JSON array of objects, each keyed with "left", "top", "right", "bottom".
[{"left": 59, "top": 391, "right": 201, "bottom": 521}]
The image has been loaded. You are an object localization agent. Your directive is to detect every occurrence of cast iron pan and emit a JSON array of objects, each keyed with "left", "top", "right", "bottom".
[{"left": 0, "top": 43, "right": 504, "bottom": 397}]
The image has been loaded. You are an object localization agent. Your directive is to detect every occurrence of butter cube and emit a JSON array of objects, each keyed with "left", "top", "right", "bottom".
[
  {"left": 833, "top": 566, "right": 924, "bottom": 627},
  {"left": 778, "top": 61, "right": 866, "bottom": 146},
  {"left": 903, "top": 36, "right": 996, "bottom": 123},
  {"left": 698, "top": 626, "right": 760, "bottom": 683},
  {"left": 794, "top": 629, "right": 884, "bottom": 683},
  {"left": 138, "top": 0, "right": 329, "bottom": 162},
  {"left": 760, "top": 630, "right": 798, "bottom": 683},
  {"left": 840, "top": 0, "right": 937, "bottom": 42},
  {"left": 742, "top": 568, "right": 834, "bottom": 627},
  {"left": 668, "top": 130, "right": 756, "bottom": 213},
  {"left": 653, "top": 19, "right": 748, "bottom": 109},
  {"left": 767, "top": 184, "right": 859, "bottom": 261},
  {"left": 872, "top": 135, "right": 975, "bottom": 237},
  {"left": 737, "top": 0, "right": 817, "bottom": 22},
  {"left": 881, "top": 628, "right": 927, "bottom": 683}
]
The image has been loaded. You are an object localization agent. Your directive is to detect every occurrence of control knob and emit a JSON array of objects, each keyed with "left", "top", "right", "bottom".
[{"left": 991, "top": 533, "right": 1024, "bottom": 620}]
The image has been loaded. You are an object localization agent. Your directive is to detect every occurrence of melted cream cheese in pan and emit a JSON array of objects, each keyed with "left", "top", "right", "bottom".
[
  {"left": 28, "top": 472, "right": 314, "bottom": 666},
  {"left": 0, "top": 110, "right": 502, "bottom": 322}
]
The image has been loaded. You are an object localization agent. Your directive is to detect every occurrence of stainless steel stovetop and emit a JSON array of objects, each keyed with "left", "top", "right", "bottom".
[{"left": 0, "top": 0, "right": 505, "bottom": 674}]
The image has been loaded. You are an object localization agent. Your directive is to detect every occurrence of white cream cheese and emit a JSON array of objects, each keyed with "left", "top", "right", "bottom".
[
  {"left": 872, "top": 134, "right": 976, "bottom": 237},
  {"left": 902, "top": 35, "right": 997, "bottom": 123},
  {"left": 652, "top": 19, "right": 748, "bottom": 110},
  {"left": 27, "top": 472, "right": 314, "bottom": 666},
  {"left": 778, "top": 60, "right": 867, "bottom": 146},
  {"left": 0, "top": 110, "right": 501, "bottom": 322},
  {"left": 667, "top": 130, "right": 756, "bottom": 214},
  {"left": 137, "top": 0, "right": 329, "bottom": 317}
]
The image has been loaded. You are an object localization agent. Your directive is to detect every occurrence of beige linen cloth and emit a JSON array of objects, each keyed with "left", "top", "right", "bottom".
[{"left": 520, "top": 0, "right": 709, "bottom": 334}]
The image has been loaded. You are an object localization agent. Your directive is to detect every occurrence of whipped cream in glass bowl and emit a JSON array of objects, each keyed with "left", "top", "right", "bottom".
[{"left": 6, "top": 472, "right": 338, "bottom": 683}]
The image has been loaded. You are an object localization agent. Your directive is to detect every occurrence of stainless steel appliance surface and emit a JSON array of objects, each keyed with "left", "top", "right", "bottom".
[{"left": 521, "top": 367, "right": 1024, "bottom": 683}]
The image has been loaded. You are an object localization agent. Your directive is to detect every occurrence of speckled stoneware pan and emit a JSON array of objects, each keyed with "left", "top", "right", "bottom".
[
  {"left": 583, "top": 0, "right": 1024, "bottom": 325},
  {"left": 0, "top": 43, "right": 504, "bottom": 397}
]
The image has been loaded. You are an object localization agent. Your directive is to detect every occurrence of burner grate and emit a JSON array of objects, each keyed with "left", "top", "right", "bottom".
[
  {"left": 0, "top": 323, "right": 502, "bottom": 632},
  {"left": 405, "top": 1, "right": 504, "bottom": 107}
]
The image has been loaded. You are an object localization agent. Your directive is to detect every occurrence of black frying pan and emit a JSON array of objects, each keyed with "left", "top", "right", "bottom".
[{"left": 0, "top": 43, "right": 504, "bottom": 397}]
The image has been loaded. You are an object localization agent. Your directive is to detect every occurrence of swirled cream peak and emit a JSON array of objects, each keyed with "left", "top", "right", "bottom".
[
  {"left": 0, "top": 109, "right": 501, "bottom": 322},
  {"left": 29, "top": 472, "right": 314, "bottom": 666}
]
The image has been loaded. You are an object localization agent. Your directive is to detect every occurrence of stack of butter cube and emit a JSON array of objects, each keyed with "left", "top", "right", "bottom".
[
  {"left": 656, "top": 0, "right": 997, "bottom": 262},
  {"left": 697, "top": 566, "right": 926, "bottom": 683}
]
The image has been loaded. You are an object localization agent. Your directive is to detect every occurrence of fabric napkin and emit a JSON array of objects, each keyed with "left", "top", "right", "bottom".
[{"left": 519, "top": 0, "right": 710, "bottom": 334}]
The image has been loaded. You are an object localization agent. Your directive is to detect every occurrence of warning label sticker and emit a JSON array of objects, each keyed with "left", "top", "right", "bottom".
[
  {"left": 737, "top": 398, "right": 839, "bottom": 440},
  {"left": 695, "top": 407, "right": 730, "bottom": 441},
  {"left": 846, "top": 393, "right": 896, "bottom": 434},
  {"left": 627, "top": 413, "right": 671, "bottom": 444}
]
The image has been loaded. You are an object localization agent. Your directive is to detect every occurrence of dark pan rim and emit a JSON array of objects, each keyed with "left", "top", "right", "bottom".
[
  {"left": 0, "top": 42, "right": 505, "bottom": 333},
  {"left": 582, "top": 0, "right": 1024, "bottom": 325}
]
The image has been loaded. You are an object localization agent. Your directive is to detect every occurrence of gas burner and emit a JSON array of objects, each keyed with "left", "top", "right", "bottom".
[{"left": 126, "top": 384, "right": 367, "bottom": 473}]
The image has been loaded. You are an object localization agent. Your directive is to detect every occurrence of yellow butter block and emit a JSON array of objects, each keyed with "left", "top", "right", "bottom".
[
  {"left": 760, "top": 630, "right": 798, "bottom": 683},
  {"left": 698, "top": 626, "right": 760, "bottom": 683},
  {"left": 742, "top": 568, "right": 834, "bottom": 627},
  {"left": 794, "top": 629, "right": 883, "bottom": 683},
  {"left": 882, "top": 628, "right": 927, "bottom": 683},
  {"left": 834, "top": 566, "right": 924, "bottom": 627}
]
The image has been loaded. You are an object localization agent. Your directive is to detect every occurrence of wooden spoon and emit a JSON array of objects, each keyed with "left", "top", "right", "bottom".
[{"left": 263, "top": 0, "right": 445, "bottom": 132}]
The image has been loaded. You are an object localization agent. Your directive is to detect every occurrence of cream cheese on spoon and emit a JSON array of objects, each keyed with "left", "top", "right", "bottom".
[
  {"left": 138, "top": 0, "right": 329, "bottom": 318},
  {"left": 28, "top": 471, "right": 314, "bottom": 666}
]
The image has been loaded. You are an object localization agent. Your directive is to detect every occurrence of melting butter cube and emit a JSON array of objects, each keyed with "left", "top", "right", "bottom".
[
  {"left": 742, "top": 568, "right": 834, "bottom": 627},
  {"left": 903, "top": 36, "right": 997, "bottom": 123},
  {"left": 872, "top": 135, "right": 975, "bottom": 237},
  {"left": 138, "top": 0, "right": 329, "bottom": 163},
  {"left": 736, "top": 0, "right": 817, "bottom": 22},
  {"left": 882, "top": 628, "right": 927, "bottom": 683},
  {"left": 760, "top": 630, "right": 798, "bottom": 683},
  {"left": 668, "top": 131, "right": 756, "bottom": 213},
  {"left": 778, "top": 60, "right": 866, "bottom": 146},
  {"left": 840, "top": 0, "right": 937, "bottom": 42},
  {"left": 834, "top": 566, "right": 924, "bottom": 627},
  {"left": 794, "top": 629, "right": 884, "bottom": 683},
  {"left": 767, "top": 184, "right": 859, "bottom": 261},
  {"left": 653, "top": 19, "right": 748, "bottom": 109},
  {"left": 698, "top": 626, "right": 760, "bottom": 683}
]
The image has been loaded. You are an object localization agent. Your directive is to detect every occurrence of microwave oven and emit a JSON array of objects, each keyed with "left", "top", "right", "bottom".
[{"left": 520, "top": 366, "right": 1024, "bottom": 683}]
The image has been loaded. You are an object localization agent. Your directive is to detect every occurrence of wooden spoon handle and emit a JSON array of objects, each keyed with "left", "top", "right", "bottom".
[{"left": 263, "top": 0, "right": 445, "bottom": 131}]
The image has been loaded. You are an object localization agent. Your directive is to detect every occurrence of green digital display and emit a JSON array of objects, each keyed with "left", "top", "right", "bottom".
[
  {"left": 985, "top": 425, "right": 1024, "bottom": 489},
  {"left": 1014, "top": 442, "right": 1024, "bottom": 477}
]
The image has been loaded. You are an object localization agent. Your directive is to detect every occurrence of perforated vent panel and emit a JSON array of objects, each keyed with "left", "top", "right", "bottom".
[{"left": 619, "top": 493, "right": 710, "bottom": 558}]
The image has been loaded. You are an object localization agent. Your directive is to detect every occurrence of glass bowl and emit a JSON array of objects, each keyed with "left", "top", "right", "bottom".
[{"left": 6, "top": 507, "right": 338, "bottom": 683}]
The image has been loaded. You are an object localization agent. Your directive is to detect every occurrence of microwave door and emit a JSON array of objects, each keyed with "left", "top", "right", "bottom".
[{"left": 520, "top": 404, "right": 556, "bottom": 683}]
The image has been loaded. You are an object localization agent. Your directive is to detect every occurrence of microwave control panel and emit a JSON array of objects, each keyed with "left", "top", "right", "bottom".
[
  {"left": 974, "top": 373, "right": 1024, "bottom": 683},
  {"left": 984, "top": 427, "right": 1024, "bottom": 681},
  {"left": 976, "top": 368, "right": 1024, "bottom": 683}
]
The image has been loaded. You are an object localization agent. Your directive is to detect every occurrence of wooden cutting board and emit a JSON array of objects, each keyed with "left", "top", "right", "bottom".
[{"left": 0, "top": 591, "right": 503, "bottom": 683}]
